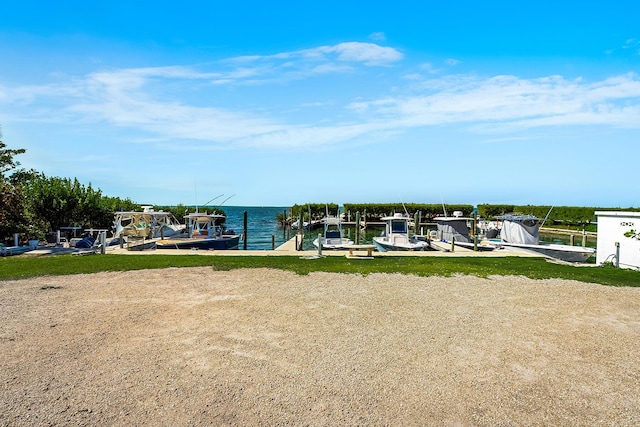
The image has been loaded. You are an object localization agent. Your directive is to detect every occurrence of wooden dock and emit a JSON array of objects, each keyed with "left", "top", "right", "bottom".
[
  {"left": 274, "top": 234, "right": 304, "bottom": 251},
  {"left": 429, "top": 240, "right": 473, "bottom": 253}
]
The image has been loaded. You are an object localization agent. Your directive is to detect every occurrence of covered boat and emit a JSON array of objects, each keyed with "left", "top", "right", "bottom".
[
  {"left": 498, "top": 214, "right": 595, "bottom": 262},
  {"left": 433, "top": 212, "right": 496, "bottom": 251}
]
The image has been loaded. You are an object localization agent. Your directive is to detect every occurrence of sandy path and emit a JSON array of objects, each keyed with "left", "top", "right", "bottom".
[{"left": 1, "top": 267, "right": 639, "bottom": 426}]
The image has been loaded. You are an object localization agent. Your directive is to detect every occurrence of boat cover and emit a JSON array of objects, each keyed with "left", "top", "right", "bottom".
[
  {"left": 500, "top": 216, "right": 539, "bottom": 244},
  {"left": 436, "top": 219, "right": 471, "bottom": 243}
]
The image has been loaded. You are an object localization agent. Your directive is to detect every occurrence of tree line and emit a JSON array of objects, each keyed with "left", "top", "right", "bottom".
[
  {"left": 0, "top": 138, "right": 231, "bottom": 244},
  {"left": 289, "top": 202, "right": 639, "bottom": 232},
  {"left": 1, "top": 139, "right": 139, "bottom": 244}
]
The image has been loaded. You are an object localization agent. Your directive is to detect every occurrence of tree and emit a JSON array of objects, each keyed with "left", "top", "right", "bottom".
[
  {"left": 0, "top": 135, "right": 29, "bottom": 242},
  {"left": 0, "top": 139, "right": 26, "bottom": 177},
  {"left": 21, "top": 173, "right": 141, "bottom": 233},
  {"left": 1, "top": 130, "right": 143, "bottom": 241},
  {"left": 0, "top": 180, "right": 27, "bottom": 241}
]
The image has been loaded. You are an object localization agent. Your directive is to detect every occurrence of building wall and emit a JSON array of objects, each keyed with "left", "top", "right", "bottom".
[{"left": 595, "top": 211, "right": 640, "bottom": 270}]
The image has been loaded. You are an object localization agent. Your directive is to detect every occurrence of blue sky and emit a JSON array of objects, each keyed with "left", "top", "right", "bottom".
[{"left": 1, "top": 1, "right": 639, "bottom": 207}]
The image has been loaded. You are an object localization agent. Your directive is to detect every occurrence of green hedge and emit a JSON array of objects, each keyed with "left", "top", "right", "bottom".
[
  {"left": 288, "top": 203, "right": 640, "bottom": 227},
  {"left": 343, "top": 203, "right": 473, "bottom": 219}
]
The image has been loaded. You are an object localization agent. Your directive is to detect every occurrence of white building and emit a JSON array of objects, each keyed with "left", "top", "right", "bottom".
[{"left": 595, "top": 211, "right": 640, "bottom": 270}]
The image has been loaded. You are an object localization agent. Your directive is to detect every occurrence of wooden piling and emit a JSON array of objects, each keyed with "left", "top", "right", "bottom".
[
  {"left": 100, "top": 231, "right": 106, "bottom": 255},
  {"left": 473, "top": 212, "right": 478, "bottom": 251},
  {"left": 243, "top": 211, "right": 248, "bottom": 250}
]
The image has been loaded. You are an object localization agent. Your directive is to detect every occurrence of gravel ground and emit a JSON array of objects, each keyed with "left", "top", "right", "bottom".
[{"left": 1, "top": 267, "right": 639, "bottom": 426}]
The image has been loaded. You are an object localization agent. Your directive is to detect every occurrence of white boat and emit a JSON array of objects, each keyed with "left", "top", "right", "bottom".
[
  {"left": 312, "top": 214, "right": 354, "bottom": 250},
  {"left": 290, "top": 219, "right": 309, "bottom": 230},
  {"left": 156, "top": 213, "right": 240, "bottom": 250},
  {"left": 113, "top": 206, "right": 185, "bottom": 240},
  {"left": 433, "top": 212, "right": 497, "bottom": 251},
  {"left": 373, "top": 213, "right": 430, "bottom": 251},
  {"left": 498, "top": 214, "right": 595, "bottom": 262}
]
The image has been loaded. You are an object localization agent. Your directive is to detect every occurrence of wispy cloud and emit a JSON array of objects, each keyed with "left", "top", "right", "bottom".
[
  {"left": 349, "top": 73, "right": 640, "bottom": 132},
  {"left": 2, "top": 42, "right": 640, "bottom": 153},
  {"left": 368, "top": 32, "right": 386, "bottom": 42},
  {"left": 606, "top": 37, "right": 640, "bottom": 56},
  {"left": 219, "top": 42, "right": 404, "bottom": 84}
]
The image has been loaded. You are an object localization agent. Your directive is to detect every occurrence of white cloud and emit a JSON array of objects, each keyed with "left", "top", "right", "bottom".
[
  {"left": 368, "top": 32, "right": 386, "bottom": 42},
  {"left": 227, "top": 42, "right": 402, "bottom": 68},
  {"left": 350, "top": 73, "right": 640, "bottom": 131},
  {"left": 330, "top": 42, "right": 403, "bottom": 65},
  {"left": 2, "top": 40, "right": 640, "bottom": 154}
]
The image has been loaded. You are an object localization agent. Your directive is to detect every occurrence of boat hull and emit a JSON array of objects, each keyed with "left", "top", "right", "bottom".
[
  {"left": 500, "top": 242, "right": 595, "bottom": 262},
  {"left": 453, "top": 241, "right": 497, "bottom": 251},
  {"left": 373, "top": 237, "right": 430, "bottom": 251},
  {"left": 156, "top": 235, "right": 240, "bottom": 250},
  {"left": 0, "top": 245, "right": 34, "bottom": 256},
  {"left": 312, "top": 238, "right": 355, "bottom": 250},
  {"left": 126, "top": 238, "right": 157, "bottom": 251}
]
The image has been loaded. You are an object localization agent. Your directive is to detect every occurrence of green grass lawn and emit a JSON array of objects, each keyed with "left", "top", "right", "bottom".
[{"left": 1, "top": 254, "right": 639, "bottom": 287}]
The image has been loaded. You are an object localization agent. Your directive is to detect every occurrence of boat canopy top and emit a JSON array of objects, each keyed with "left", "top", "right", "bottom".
[
  {"left": 184, "top": 213, "right": 226, "bottom": 220},
  {"left": 322, "top": 216, "right": 342, "bottom": 225},
  {"left": 435, "top": 217, "right": 471, "bottom": 243},
  {"left": 499, "top": 215, "right": 540, "bottom": 245}
]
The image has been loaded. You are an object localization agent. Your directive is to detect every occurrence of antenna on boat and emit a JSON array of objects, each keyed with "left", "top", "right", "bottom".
[
  {"left": 440, "top": 194, "right": 448, "bottom": 217},
  {"left": 400, "top": 198, "right": 410, "bottom": 217},
  {"left": 202, "top": 194, "right": 225, "bottom": 212},
  {"left": 213, "top": 194, "right": 235, "bottom": 213},
  {"left": 540, "top": 206, "right": 554, "bottom": 228},
  {"left": 194, "top": 182, "right": 198, "bottom": 213}
]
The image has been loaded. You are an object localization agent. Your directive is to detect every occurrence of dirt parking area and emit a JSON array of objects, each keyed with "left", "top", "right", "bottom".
[{"left": 1, "top": 267, "right": 639, "bottom": 426}]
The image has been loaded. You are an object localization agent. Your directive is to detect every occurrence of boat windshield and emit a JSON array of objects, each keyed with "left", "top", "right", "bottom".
[
  {"left": 326, "top": 230, "right": 341, "bottom": 239},
  {"left": 391, "top": 220, "right": 407, "bottom": 233}
]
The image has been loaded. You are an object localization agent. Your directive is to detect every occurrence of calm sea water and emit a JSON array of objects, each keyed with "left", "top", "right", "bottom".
[{"left": 216, "top": 206, "right": 290, "bottom": 250}]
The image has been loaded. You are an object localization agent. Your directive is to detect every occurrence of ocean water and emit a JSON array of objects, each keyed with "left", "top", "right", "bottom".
[{"left": 217, "top": 206, "right": 291, "bottom": 250}]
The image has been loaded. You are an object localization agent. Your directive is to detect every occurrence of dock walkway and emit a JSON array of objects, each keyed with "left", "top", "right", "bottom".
[
  {"left": 274, "top": 234, "right": 303, "bottom": 251},
  {"left": 24, "top": 235, "right": 543, "bottom": 259}
]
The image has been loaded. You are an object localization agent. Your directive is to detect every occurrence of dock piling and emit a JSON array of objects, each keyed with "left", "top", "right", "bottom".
[
  {"left": 243, "top": 211, "right": 248, "bottom": 250},
  {"left": 100, "top": 231, "right": 106, "bottom": 255}
]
